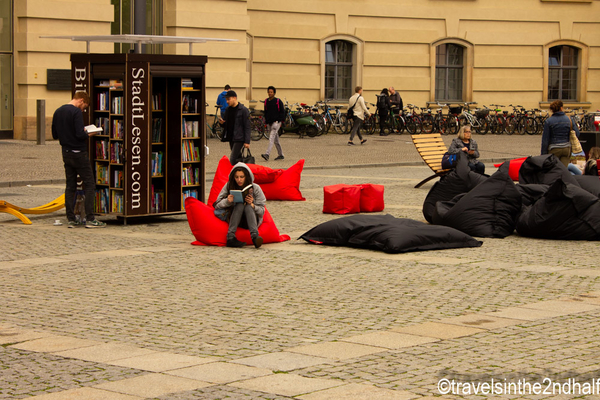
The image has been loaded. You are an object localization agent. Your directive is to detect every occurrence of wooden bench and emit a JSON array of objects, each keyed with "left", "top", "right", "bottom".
[{"left": 411, "top": 133, "right": 451, "bottom": 188}]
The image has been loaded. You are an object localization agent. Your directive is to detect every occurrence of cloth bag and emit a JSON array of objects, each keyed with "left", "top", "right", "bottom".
[{"left": 570, "top": 119, "right": 583, "bottom": 154}]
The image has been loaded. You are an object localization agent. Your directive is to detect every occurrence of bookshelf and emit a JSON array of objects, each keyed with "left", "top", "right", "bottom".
[{"left": 71, "top": 53, "right": 207, "bottom": 223}]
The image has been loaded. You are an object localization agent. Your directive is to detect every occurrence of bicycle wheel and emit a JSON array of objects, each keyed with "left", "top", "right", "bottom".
[
  {"left": 334, "top": 115, "right": 346, "bottom": 134},
  {"left": 299, "top": 124, "right": 319, "bottom": 138},
  {"left": 340, "top": 114, "right": 352, "bottom": 134},
  {"left": 361, "top": 115, "right": 374, "bottom": 135},
  {"left": 314, "top": 114, "right": 327, "bottom": 136},
  {"left": 492, "top": 117, "right": 505, "bottom": 135},
  {"left": 250, "top": 117, "right": 264, "bottom": 141},
  {"left": 505, "top": 116, "right": 517, "bottom": 135},
  {"left": 405, "top": 117, "right": 418, "bottom": 135},
  {"left": 474, "top": 118, "right": 488, "bottom": 135},
  {"left": 523, "top": 117, "right": 538, "bottom": 135},
  {"left": 394, "top": 116, "right": 405, "bottom": 134},
  {"left": 445, "top": 115, "right": 458, "bottom": 135},
  {"left": 421, "top": 115, "right": 434, "bottom": 134},
  {"left": 211, "top": 121, "right": 224, "bottom": 140}
]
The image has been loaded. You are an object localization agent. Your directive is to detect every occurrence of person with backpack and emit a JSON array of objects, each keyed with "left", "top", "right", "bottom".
[
  {"left": 261, "top": 86, "right": 285, "bottom": 161},
  {"left": 376, "top": 88, "right": 390, "bottom": 135},
  {"left": 347, "top": 86, "right": 370, "bottom": 146},
  {"left": 216, "top": 84, "right": 231, "bottom": 117}
]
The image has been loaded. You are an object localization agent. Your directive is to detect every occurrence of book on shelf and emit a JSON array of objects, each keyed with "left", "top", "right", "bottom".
[
  {"left": 98, "top": 80, "right": 110, "bottom": 87},
  {"left": 151, "top": 185, "right": 164, "bottom": 213},
  {"left": 110, "top": 141, "right": 123, "bottom": 164},
  {"left": 95, "top": 163, "right": 108, "bottom": 185},
  {"left": 95, "top": 139, "right": 108, "bottom": 159},
  {"left": 113, "top": 169, "right": 123, "bottom": 188},
  {"left": 182, "top": 94, "right": 198, "bottom": 113},
  {"left": 94, "top": 188, "right": 109, "bottom": 213},
  {"left": 112, "top": 96, "right": 123, "bottom": 114},
  {"left": 182, "top": 78, "right": 194, "bottom": 90},
  {"left": 152, "top": 93, "right": 162, "bottom": 111},
  {"left": 110, "top": 79, "right": 123, "bottom": 89},
  {"left": 111, "top": 191, "right": 124, "bottom": 213},
  {"left": 96, "top": 92, "right": 109, "bottom": 111},
  {"left": 95, "top": 117, "right": 109, "bottom": 135},
  {"left": 181, "top": 118, "right": 199, "bottom": 137},
  {"left": 181, "top": 141, "right": 200, "bottom": 162},
  {"left": 152, "top": 118, "right": 163, "bottom": 142},
  {"left": 151, "top": 151, "right": 164, "bottom": 176},
  {"left": 182, "top": 165, "right": 200, "bottom": 186},
  {"left": 182, "top": 189, "right": 199, "bottom": 210},
  {"left": 112, "top": 119, "right": 124, "bottom": 139},
  {"left": 230, "top": 184, "right": 253, "bottom": 203}
]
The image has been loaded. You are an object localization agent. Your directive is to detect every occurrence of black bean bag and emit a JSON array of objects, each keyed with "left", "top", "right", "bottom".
[
  {"left": 516, "top": 179, "right": 600, "bottom": 240},
  {"left": 518, "top": 154, "right": 579, "bottom": 186},
  {"left": 515, "top": 183, "right": 550, "bottom": 207},
  {"left": 574, "top": 175, "right": 600, "bottom": 198},
  {"left": 422, "top": 152, "right": 488, "bottom": 223},
  {"left": 300, "top": 214, "right": 482, "bottom": 254},
  {"left": 431, "top": 162, "right": 522, "bottom": 238}
]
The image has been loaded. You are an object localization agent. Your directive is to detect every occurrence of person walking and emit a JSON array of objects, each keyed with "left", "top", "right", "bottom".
[
  {"left": 51, "top": 91, "right": 106, "bottom": 228},
  {"left": 347, "top": 86, "right": 370, "bottom": 146},
  {"left": 261, "top": 86, "right": 285, "bottom": 161},
  {"left": 541, "top": 100, "right": 579, "bottom": 167},
  {"left": 219, "top": 90, "right": 251, "bottom": 165},
  {"left": 216, "top": 84, "right": 230, "bottom": 118}
]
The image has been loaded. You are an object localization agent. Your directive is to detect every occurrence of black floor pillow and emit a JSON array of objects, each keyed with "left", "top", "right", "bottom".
[
  {"left": 300, "top": 214, "right": 482, "bottom": 254},
  {"left": 422, "top": 152, "right": 488, "bottom": 223},
  {"left": 574, "top": 175, "right": 600, "bottom": 198},
  {"left": 519, "top": 154, "right": 579, "bottom": 186},
  {"left": 432, "top": 162, "right": 522, "bottom": 238},
  {"left": 516, "top": 179, "right": 600, "bottom": 240}
]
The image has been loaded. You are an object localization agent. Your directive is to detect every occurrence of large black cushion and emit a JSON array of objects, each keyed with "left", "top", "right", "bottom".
[
  {"left": 432, "top": 162, "right": 522, "bottom": 238},
  {"left": 516, "top": 179, "right": 600, "bottom": 240},
  {"left": 574, "top": 175, "right": 600, "bottom": 198},
  {"left": 518, "top": 154, "right": 579, "bottom": 186},
  {"left": 422, "top": 152, "right": 488, "bottom": 223},
  {"left": 515, "top": 184, "right": 550, "bottom": 207},
  {"left": 300, "top": 214, "right": 482, "bottom": 254}
]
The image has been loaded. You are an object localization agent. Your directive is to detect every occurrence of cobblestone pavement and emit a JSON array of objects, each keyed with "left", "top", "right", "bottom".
[{"left": 2, "top": 134, "right": 600, "bottom": 399}]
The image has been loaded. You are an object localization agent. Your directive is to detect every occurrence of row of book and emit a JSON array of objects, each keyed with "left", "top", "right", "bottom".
[
  {"left": 152, "top": 93, "right": 163, "bottom": 111},
  {"left": 111, "top": 191, "right": 124, "bottom": 213},
  {"left": 182, "top": 118, "right": 200, "bottom": 137},
  {"left": 96, "top": 92, "right": 110, "bottom": 111},
  {"left": 94, "top": 188, "right": 110, "bottom": 214},
  {"left": 182, "top": 166, "right": 200, "bottom": 186},
  {"left": 112, "top": 119, "right": 124, "bottom": 139},
  {"left": 182, "top": 94, "right": 198, "bottom": 113},
  {"left": 152, "top": 118, "right": 163, "bottom": 143},
  {"left": 96, "top": 163, "right": 108, "bottom": 185},
  {"left": 111, "top": 142, "right": 124, "bottom": 164},
  {"left": 113, "top": 169, "right": 123, "bottom": 188},
  {"left": 151, "top": 185, "right": 164, "bottom": 213},
  {"left": 95, "top": 117, "right": 109, "bottom": 135},
  {"left": 182, "top": 79, "right": 194, "bottom": 90},
  {"left": 182, "top": 189, "right": 199, "bottom": 210},
  {"left": 182, "top": 140, "right": 201, "bottom": 162},
  {"left": 95, "top": 139, "right": 109, "bottom": 160},
  {"left": 113, "top": 96, "right": 124, "bottom": 114},
  {"left": 151, "top": 151, "right": 164, "bottom": 177},
  {"left": 98, "top": 79, "right": 123, "bottom": 89}
]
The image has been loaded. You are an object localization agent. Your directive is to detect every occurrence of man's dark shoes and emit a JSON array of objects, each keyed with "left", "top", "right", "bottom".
[
  {"left": 226, "top": 237, "right": 246, "bottom": 248},
  {"left": 361, "top": 139, "right": 367, "bottom": 145},
  {"left": 347, "top": 141, "right": 354, "bottom": 146},
  {"left": 252, "top": 235, "right": 263, "bottom": 249},
  {"left": 274, "top": 155, "right": 284, "bottom": 160},
  {"left": 261, "top": 154, "right": 269, "bottom": 161}
]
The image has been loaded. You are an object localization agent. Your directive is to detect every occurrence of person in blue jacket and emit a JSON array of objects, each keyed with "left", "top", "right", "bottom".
[
  {"left": 541, "top": 100, "right": 580, "bottom": 167},
  {"left": 216, "top": 84, "right": 231, "bottom": 117}
]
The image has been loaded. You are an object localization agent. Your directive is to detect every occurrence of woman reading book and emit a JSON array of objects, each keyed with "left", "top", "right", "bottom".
[{"left": 213, "top": 162, "right": 266, "bottom": 248}]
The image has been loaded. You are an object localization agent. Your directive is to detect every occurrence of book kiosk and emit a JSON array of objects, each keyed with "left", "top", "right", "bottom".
[{"left": 70, "top": 53, "right": 208, "bottom": 223}]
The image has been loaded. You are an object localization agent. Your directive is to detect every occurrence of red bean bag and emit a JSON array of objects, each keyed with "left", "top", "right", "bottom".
[
  {"left": 185, "top": 197, "right": 290, "bottom": 246},
  {"left": 323, "top": 184, "right": 361, "bottom": 214},
  {"left": 207, "top": 156, "right": 305, "bottom": 205},
  {"left": 494, "top": 157, "right": 526, "bottom": 181},
  {"left": 359, "top": 184, "right": 385, "bottom": 212}
]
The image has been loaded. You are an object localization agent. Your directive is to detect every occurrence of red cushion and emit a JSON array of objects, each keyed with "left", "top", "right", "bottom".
[
  {"left": 207, "top": 156, "right": 306, "bottom": 204},
  {"left": 494, "top": 157, "right": 527, "bottom": 181},
  {"left": 323, "top": 184, "right": 361, "bottom": 214},
  {"left": 260, "top": 159, "right": 306, "bottom": 201},
  {"left": 184, "top": 197, "right": 290, "bottom": 246},
  {"left": 360, "top": 184, "right": 385, "bottom": 212}
]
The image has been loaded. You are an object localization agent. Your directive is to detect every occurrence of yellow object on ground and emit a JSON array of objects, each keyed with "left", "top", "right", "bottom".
[{"left": 0, "top": 194, "right": 65, "bottom": 225}]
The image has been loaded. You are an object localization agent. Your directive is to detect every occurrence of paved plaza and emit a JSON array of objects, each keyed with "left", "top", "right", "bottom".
[{"left": 1, "top": 133, "right": 600, "bottom": 399}]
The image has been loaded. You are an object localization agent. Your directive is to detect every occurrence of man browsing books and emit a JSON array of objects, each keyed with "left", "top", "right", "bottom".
[
  {"left": 218, "top": 90, "right": 252, "bottom": 165},
  {"left": 52, "top": 91, "right": 106, "bottom": 228}
]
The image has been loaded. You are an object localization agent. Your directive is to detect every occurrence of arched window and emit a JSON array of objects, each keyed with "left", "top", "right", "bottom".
[
  {"left": 548, "top": 45, "right": 578, "bottom": 101},
  {"left": 325, "top": 40, "right": 353, "bottom": 100},
  {"left": 435, "top": 44, "right": 464, "bottom": 101}
]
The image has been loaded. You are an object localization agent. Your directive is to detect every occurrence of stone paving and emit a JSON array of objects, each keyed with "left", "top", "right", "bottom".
[{"left": 1, "top": 133, "right": 600, "bottom": 399}]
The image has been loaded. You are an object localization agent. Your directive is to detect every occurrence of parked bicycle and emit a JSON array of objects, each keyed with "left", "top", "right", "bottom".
[{"left": 206, "top": 104, "right": 224, "bottom": 139}]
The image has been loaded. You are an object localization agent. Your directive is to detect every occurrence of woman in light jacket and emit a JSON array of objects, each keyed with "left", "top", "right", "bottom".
[{"left": 347, "top": 86, "right": 370, "bottom": 146}]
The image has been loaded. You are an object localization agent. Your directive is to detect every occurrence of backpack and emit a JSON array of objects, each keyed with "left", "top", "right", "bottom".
[
  {"left": 377, "top": 94, "right": 388, "bottom": 110},
  {"left": 347, "top": 95, "right": 360, "bottom": 119},
  {"left": 441, "top": 152, "right": 458, "bottom": 170}
]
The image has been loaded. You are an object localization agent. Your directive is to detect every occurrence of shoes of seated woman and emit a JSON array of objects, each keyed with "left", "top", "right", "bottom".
[
  {"left": 252, "top": 235, "right": 263, "bottom": 249},
  {"left": 226, "top": 236, "right": 246, "bottom": 248}
]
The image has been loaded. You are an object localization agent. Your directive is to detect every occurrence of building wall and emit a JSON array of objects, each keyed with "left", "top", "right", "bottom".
[{"left": 12, "top": 0, "right": 600, "bottom": 139}]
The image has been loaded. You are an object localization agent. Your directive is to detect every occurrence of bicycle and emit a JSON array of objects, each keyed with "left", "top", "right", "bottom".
[
  {"left": 405, "top": 104, "right": 423, "bottom": 135},
  {"left": 457, "top": 102, "right": 489, "bottom": 135},
  {"left": 206, "top": 104, "right": 224, "bottom": 139},
  {"left": 249, "top": 108, "right": 267, "bottom": 141},
  {"left": 444, "top": 104, "right": 463, "bottom": 136},
  {"left": 488, "top": 104, "right": 506, "bottom": 135}
]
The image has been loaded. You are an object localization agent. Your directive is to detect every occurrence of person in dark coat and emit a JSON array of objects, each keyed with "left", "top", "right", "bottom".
[
  {"left": 541, "top": 100, "right": 580, "bottom": 167},
  {"left": 219, "top": 90, "right": 251, "bottom": 165},
  {"left": 448, "top": 125, "right": 485, "bottom": 174},
  {"left": 376, "top": 88, "right": 390, "bottom": 135}
]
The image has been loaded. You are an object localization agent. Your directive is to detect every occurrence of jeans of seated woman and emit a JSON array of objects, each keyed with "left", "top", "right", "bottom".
[
  {"left": 567, "top": 163, "right": 582, "bottom": 175},
  {"left": 228, "top": 203, "right": 259, "bottom": 239},
  {"left": 468, "top": 161, "right": 485, "bottom": 175}
]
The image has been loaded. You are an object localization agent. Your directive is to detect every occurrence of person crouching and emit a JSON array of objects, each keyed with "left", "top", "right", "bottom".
[{"left": 214, "top": 163, "right": 265, "bottom": 248}]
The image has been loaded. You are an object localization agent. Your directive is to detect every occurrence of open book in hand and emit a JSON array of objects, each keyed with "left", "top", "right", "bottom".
[
  {"left": 85, "top": 124, "right": 103, "bottom": 135},
  {"left": 230, "top": 184, "right": 253, "bottom": 203}
]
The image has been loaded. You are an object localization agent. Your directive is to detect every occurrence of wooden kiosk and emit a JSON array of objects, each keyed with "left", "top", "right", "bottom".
[{"left": 71, "top": 53, "right": 207, "bottom": 223}]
